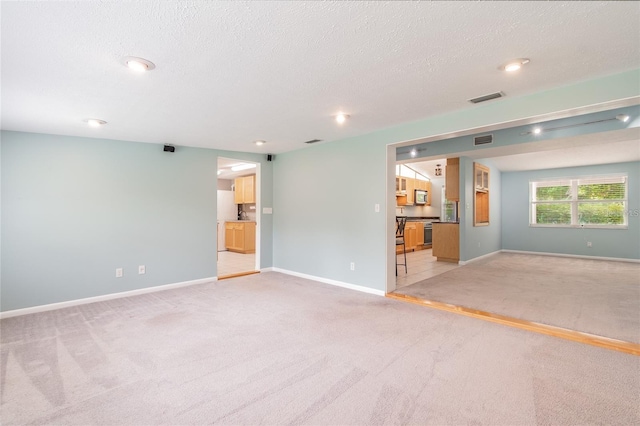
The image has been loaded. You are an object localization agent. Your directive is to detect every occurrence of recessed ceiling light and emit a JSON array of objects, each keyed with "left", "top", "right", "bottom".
[
  {"left": 410, "top": 148, "right": 417, "bottom": 158},
  {"left": 84, "top": 118, "right": 107, "bottom": 127},
  {"left": 254, "top": 140, "right": 266, "bottom": 146},
  {"left": 335, "top": 113, "right": 350, "bottom": 124},
  {"left": 121, "top": 56, "right": 156, "bottom": 72},
  {"left": 533, "top": 127, "right": 542, "bottom": 135},
  {"left": 499, "top": 58, "right": 530, "bottom": 72},
  {"left": 616, "top": 114, "right": 630, "bottom": 123}
]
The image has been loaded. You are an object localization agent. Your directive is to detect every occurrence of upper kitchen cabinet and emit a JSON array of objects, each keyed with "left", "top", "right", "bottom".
[
  {"left": 396, "top": 176, "right": 408, "bottom": 194},
  {"left": 445, "top": 158, "right": 460, "bottom": 201},
  {"left": 234, "top": 174, "right": 256, "bottom": 204},
  {"left": 474, "top": 162, "right": 490, "bottom": 226},
  {"left": 405, "top": 178, "right": 415, "bottom": 204}
]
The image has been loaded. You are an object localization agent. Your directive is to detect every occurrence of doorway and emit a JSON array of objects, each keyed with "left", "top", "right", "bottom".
[{"left": 217, "top": 157, "right": 260, "bottom": 279}]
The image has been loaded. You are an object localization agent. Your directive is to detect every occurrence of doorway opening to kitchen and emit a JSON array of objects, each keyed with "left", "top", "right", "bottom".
[
  {"left": 217, "top": 157, "right": 260, "bottom": 279},
  {"left": 394, "top": 159, "right": 460, "bottom": 290}
]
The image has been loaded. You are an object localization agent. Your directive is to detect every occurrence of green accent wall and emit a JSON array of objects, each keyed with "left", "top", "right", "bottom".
[{"left": 1, "top": 131, "right": 273, "bottom": 311}]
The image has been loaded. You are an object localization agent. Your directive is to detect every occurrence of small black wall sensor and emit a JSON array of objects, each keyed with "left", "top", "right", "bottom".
[
  {"left": 163, "top": 145, "right": 175, "bottom": 153},
  {"left": 266, "top": 154, "right": 274, "bottom": 161}
]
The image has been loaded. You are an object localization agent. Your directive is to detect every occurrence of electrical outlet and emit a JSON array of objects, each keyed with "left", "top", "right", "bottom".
[
  {"left": 350, "top": 262, "right": 355, "bottom": 271},
  {"left": 375, "top": 203, "right": 380, "bottom": 213},
  {"left": 587, "top": 241, "right": 592, "bottom": 248},
  {"left": 116, "top": 268, "right": 123, "bottom": 278},
  {"left": 138, "top": 265, "right": 146, "bottom": 274}
]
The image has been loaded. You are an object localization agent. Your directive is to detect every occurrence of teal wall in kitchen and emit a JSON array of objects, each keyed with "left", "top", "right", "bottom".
[
  {"left": 501, "top": 161, "right": 640, "bottom": 259},
  {"left": 459, "top": 158, "right": 502, "bottom": 262},
  {"left": 0, "top": 131, "right": 273, "bottom": 311}
]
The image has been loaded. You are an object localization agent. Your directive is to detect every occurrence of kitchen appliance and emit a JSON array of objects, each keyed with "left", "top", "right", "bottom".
[
  {"left": 415, "top": 189, "right": 427, "bottom": 205},
  {"left": 423, "top": 222, "right": 432, "bottom": 247}
]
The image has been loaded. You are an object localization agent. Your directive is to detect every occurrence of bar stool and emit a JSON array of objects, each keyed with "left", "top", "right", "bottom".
[{"left": 396, "top": 216, "right": 407, "bottom": 275}]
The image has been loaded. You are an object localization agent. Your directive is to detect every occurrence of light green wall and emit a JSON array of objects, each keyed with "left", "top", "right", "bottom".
[
  {"left": 273, "top": 135, "right": 387, "bottom": 289},
  {"left": 273, "top": 69, "right": 640, "bottom": 291},
  {"left": 1, "top": 131, "right": 273, "bottom": 311}
]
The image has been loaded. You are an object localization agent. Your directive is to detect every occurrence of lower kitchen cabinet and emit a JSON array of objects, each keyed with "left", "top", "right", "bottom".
[
  {"left": 415, "top": 222, "right": 425, "bottom": 247},
  {"left": 224, "top": 221, "right": 256, "bottom": 254},
  {"left": 396, "top": 222, "right": 416, "bottom": 254},
  {"left": 397, "top": 222, "right": 422, "bottom": 254},
  {"left": 432, "top": 222, "right": 459, "bottom": 262}
]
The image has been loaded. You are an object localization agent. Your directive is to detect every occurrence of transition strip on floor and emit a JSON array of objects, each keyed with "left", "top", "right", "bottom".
[
  {"left": 386, "top": 292, "right": 640, "bottom": 356},
  {"left": 217, "top": 270, "right": 260, "bottom": 280}
]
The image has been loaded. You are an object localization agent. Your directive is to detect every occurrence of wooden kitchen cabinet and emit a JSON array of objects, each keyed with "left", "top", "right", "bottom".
[
  {"left": 224, "top": 221, "right": 256, "bottom": 253},
  {"left": 396, "top": 176, "right": 415, "bottom": 206},
  {"left": 445, "top": 158, "right": 460, "bottom": 202},
  {"left": 415, "top": 222, "right": 424, "bottom": 247},
  {"left": 397, "top": 222, "right": 417, "bottom": 254},
  {"left": 396, "top": 176, "right": 408, "bottom": 194},
  {"left": 474, "top": 162, "right": 490, "bottom": 226},
  {"left": 432, "top": 222, "right": 459, "bottom": 262},
  {"left": 405, "top": 178, "right": 415, "bottom": 204},
  {"left": 234, "top": 175, "right": 256, "bottom": 204}
]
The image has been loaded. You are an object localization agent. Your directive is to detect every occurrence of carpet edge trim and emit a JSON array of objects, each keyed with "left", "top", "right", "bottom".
[{"left": 386, "top": 293, "right": 640, "bottom": 356}]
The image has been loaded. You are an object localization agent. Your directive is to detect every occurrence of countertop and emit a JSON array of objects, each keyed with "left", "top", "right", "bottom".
[
  {"left": 405, "top": 217, "right": 440, "bottom": 222},
  {"left": 225, "top": 220, "right": 256, "bottom": 223}
]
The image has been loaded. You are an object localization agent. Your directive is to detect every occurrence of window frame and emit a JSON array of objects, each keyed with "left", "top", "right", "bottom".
[{"left": 529, "top": 174, "right": 628, "bottom": 229}]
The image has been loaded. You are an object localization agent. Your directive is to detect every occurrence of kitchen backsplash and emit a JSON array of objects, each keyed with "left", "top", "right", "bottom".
[
  {"left": 397, "top": 204, "right": 440, "bottom": 218},
  {"left": 239, "top": 204, "right": 257, "bottom": 221}
]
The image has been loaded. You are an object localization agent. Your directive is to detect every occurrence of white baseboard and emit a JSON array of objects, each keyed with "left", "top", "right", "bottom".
[
  {"left": 458, "top": 250, "right": 502, "bottom": 265},
  {"left": 260, "top": 267, "right": 275, "bottom": 273},
  {"left": 0, "top": 277, "right": 217, "bottom": 319},
  {"left": 500, "top": 249, "right": 640, "bottom": 263},
  {"left": 270, "top": 268, "right": 386, "bottom": 297}
]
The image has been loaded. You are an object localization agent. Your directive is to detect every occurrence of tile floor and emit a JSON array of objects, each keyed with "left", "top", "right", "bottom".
[
  {"left": 395, "top": 247, "right": 459, "bottom": 289},
  {"left": 217, "top": 247, "right": 455, "bottom": 284},
  {"left": 217, "top": 250, "right": 256, "bottom": 277}
]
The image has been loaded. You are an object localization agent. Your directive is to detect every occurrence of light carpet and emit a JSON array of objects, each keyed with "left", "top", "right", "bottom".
[
  {"left": 1, "top": 272, "right": 638, "bottom": 425},
  {"left": 395, "top": 252, "right": 640, "bottom": 343}
]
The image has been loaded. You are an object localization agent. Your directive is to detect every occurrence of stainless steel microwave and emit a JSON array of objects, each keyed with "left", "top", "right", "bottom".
[{"left": 415, "top": 190, "right": 427, "bottom": 205}]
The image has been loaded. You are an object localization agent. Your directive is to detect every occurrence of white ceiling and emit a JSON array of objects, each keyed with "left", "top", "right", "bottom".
[
  {"left": 2, "top": 1, "right": 639, "bottom": 154},
  {"left": 217, "top": 157, "right": 257, "bottom": 180}
]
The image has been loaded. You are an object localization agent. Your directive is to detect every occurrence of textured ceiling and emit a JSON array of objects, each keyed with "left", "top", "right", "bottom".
[{"left": 2, "top": 1, "right": 639, "bottom": 154}]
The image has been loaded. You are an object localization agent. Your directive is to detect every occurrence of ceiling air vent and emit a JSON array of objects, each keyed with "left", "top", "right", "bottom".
[
  {"left": 304, "top": 139, "right": 323, "bottom": 144},
  {"left": 468, "top": 91, "right": 505, "bottom": 104},
  {"left": 474, "top": 134, "right": 493, "bottom": 146}
]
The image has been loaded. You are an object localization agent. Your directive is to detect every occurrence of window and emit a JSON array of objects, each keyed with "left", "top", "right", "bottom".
[{"left": 530, "top": 175, "right": 627, "bottom": 228}]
